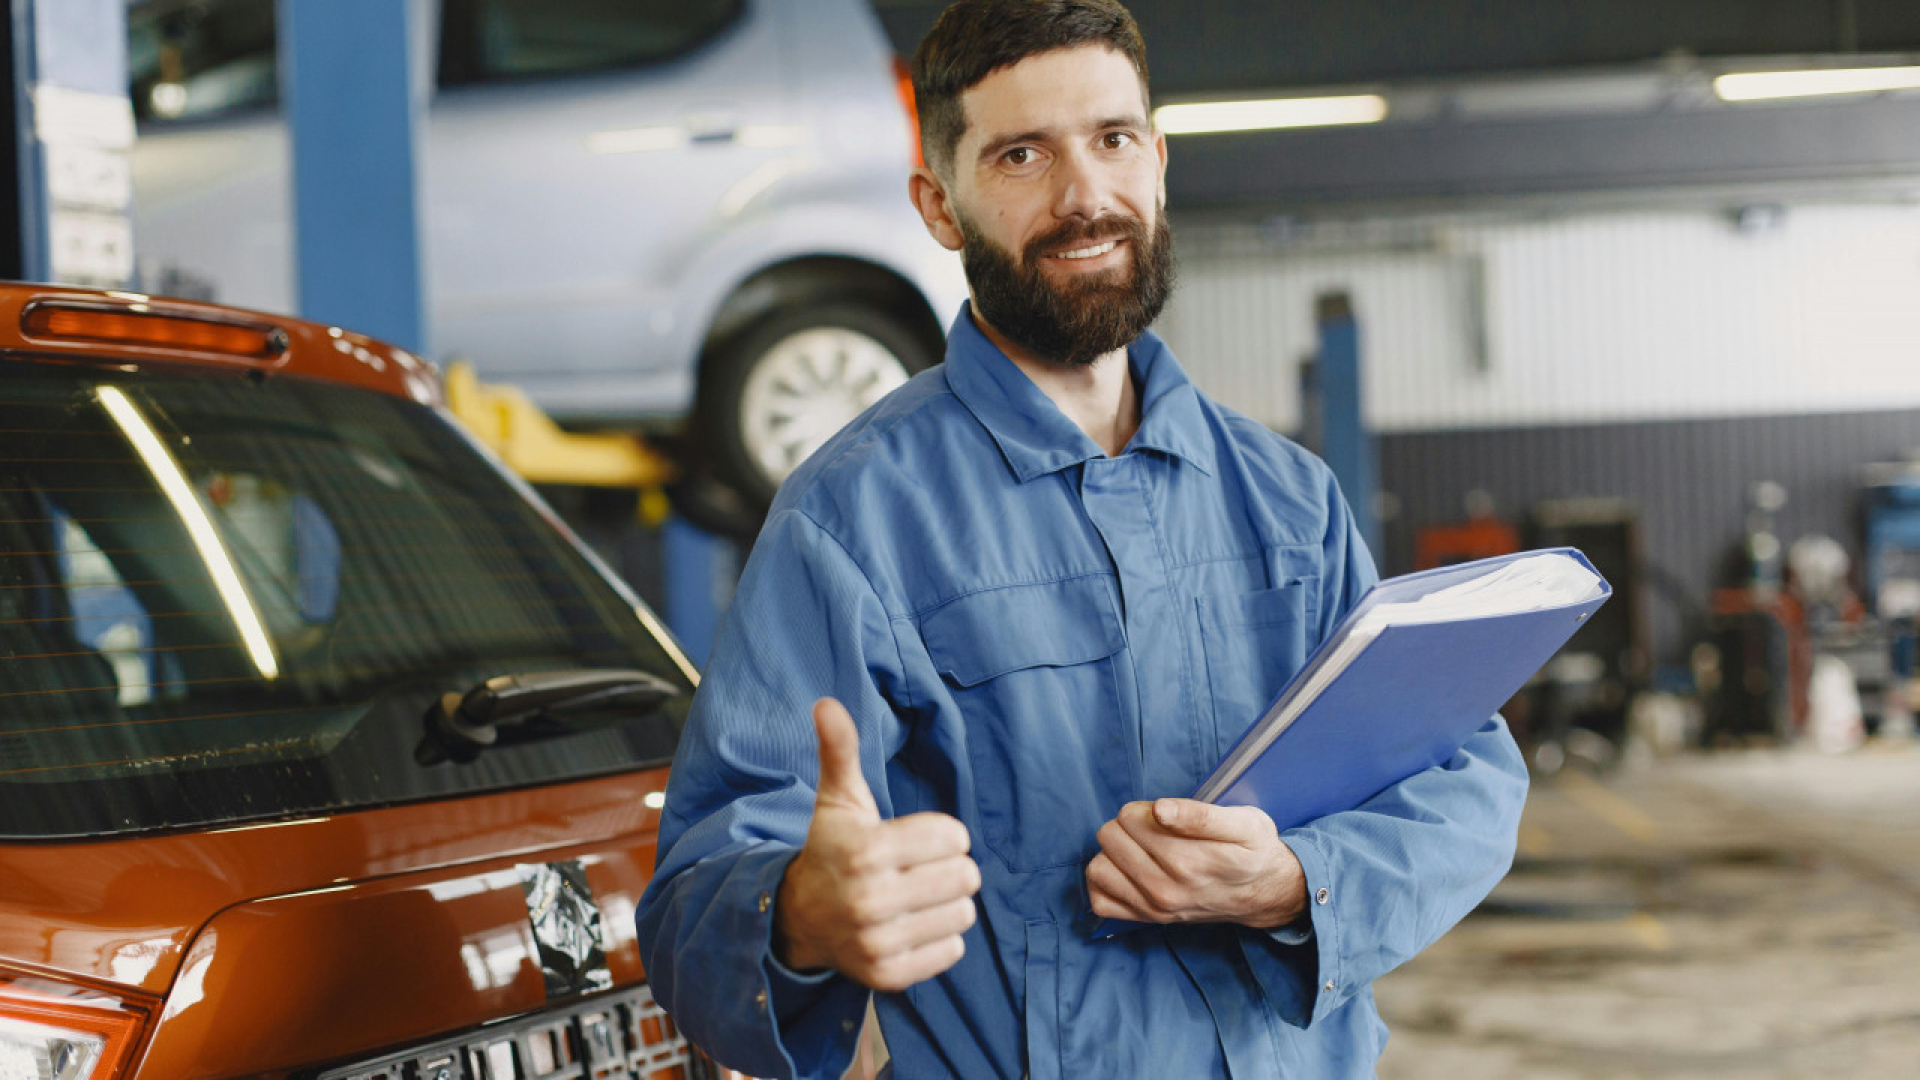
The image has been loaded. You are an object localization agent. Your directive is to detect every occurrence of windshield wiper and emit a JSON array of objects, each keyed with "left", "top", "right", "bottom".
[{"left": 415, "top": 668, "right": 683, "bottom": 765}]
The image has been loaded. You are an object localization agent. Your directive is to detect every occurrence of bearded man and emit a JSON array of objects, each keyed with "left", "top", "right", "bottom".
[{"left": 635, "top": 2, "right": 1528, "bottom": 1077}]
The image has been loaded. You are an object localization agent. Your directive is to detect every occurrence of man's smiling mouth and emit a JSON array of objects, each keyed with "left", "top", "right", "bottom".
[{"left": 1053, "top": 239, "right": 1120, "bottom": 260}]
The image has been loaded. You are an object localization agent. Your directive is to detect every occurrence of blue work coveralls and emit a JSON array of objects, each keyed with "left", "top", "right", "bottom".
[{"left": 636, "top": 307, "right": 1529, "bottom": 1079}]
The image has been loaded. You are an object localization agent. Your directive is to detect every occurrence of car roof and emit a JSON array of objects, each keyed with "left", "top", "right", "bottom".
[{"left": 0, "top": 282, "right": 442, "bottom": 406}]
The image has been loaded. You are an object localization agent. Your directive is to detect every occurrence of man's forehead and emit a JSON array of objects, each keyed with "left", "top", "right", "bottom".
[{"left": 955, "top": 45, "right": 1149, "bottom": 150}]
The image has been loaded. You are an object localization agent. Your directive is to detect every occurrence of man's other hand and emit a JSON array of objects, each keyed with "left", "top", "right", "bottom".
[
  {"left": 774, "top": 698, "right": 981, "bottom": 991},
  {"left": 1086, "top": 799, "right": 1308, "bottom": 928}
]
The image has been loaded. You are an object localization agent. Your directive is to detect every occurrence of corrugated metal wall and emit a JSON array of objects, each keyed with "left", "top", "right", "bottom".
[
  {"left": 1376, "top": 410, "right": 1920, "bottom": 664},
  {"left": 1161, "top": 203, "right": 1920, "bottom": 432}
]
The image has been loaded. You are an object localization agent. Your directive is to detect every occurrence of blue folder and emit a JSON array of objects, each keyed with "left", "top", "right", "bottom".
[
  {"left": 1199, "top": 547, "right": 1609, "bottom": 827},
  {"left": 1090, "top": 547, "right": 1609, "bottom": 937}
]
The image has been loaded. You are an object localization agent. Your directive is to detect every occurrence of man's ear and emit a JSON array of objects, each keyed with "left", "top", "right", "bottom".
[
  {"left": 910, "top": 166, "right": 965, "bottom": 252},
  {"left": 1154, "top": 129, "right": 1168, "bottom": 207}
]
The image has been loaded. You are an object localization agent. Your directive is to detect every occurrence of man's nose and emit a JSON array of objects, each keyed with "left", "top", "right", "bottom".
[{"left": 1051, "top": 148, "right": 1111, "bottom": 220}]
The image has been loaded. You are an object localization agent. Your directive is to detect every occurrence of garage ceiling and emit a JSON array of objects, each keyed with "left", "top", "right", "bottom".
[
  {"left": 870, "top": 0, "right": 1920, "bottom": 212},
  {"left": 871, "top": 0, "right": 1920, "bottom": 95}
]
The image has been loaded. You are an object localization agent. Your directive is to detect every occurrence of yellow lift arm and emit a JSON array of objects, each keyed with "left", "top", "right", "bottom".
[{"left": 443, "top": 361, "right": 677, "bottom": 490}]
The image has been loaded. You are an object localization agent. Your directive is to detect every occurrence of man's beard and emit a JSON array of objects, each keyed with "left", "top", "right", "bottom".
[{"left": 958, "top": 209, "right": 1175, "bottom": 368}]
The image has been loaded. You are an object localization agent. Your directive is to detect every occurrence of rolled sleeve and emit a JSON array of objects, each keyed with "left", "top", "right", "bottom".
[
  {"left": 638, "top": 841, "right": 864, "bottom": 1078},
  {"left": 1241, "top": 714, "right": 1528, "bottom": 1028},
  {"left": 1233, "top": 828, "right": 1333, "bottom": 1029},
  {"left": 635, "top": 509, "right": 903, "bottom": 1079}
]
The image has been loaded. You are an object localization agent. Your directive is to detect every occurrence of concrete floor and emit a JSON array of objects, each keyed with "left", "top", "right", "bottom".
[{"left": 1375, "top": 743, "right": 1920, "bottom": 1079}]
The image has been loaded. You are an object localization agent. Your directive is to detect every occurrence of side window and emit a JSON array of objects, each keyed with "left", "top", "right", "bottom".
[
  {"left": 438, "top": 0, "right": 743, "bottom": 86},
  {"left": 129, "top": 0, "right": 278, "bottom": 123}
]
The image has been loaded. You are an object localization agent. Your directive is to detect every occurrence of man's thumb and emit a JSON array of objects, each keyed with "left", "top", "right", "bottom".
[
  {"left": 812, "top": 697, "right": 877, "bottom": 816},
  {"left": 1154, "top": 798, "right": 1222, "bottom": 837}
]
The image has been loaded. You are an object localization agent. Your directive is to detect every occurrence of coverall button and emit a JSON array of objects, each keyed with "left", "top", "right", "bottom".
[{"left": 1315, "top": 887, "right": 1330, "bottom": 905}]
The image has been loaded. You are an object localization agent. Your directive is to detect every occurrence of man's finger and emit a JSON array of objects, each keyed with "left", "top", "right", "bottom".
[
  {"left": 1091, "top": 828, "right": 1192, "bottom": 918},
  {"left": 1152, "top": 798, "right": 1268, "bottom": 845},
  {"left": 867, "top": 895, "right": 978, "bottom": 957},
  {"left": 812, "top": 697, "right": 879, "bottom": 820},
  {"left": 1087, "top": 885, "right": 1152, "bottom": 923},
  {"left": 862, "top": 812, "right": 972, "bottom": 870},
  {"left": 886, "top": 852, "right": 981, "bottom": 910},
  {"left": 1100, "top": 813, "right": 1181, "bottom": 885},
  {"left": 1086, "top": 852, "right": 1163, "bottom": 922},
  {"left": 860, "top": 928, "right": 969, "bottom": 992},
  {"left": 840, "top": 852, "right": 978, "bottom": 925}
]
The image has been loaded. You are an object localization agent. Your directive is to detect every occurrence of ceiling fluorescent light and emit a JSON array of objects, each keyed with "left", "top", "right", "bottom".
[
  {"left": 1714, "top": 65, "right": 1920, "bottom": 101},
  {"left": 1155, "top": 95, "right": 1388, "bottom": 135}
]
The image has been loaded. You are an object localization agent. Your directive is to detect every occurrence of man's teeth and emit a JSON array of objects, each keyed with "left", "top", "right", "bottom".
[{"left": 1056, "top": 240, "right": 1118, "bottom": 260}]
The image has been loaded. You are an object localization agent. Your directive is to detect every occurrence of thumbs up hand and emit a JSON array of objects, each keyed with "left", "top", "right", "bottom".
[{"left": 773, "top": 698, "right": 981, "bottom": 991}]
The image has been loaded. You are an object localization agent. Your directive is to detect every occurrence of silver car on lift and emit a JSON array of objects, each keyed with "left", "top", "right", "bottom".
[{"left": 130, "top": 0, "right": 964, "bottom": 511}]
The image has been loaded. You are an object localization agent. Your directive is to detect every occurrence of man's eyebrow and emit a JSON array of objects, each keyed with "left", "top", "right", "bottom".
[{"left": 974, "top": 115, "right": 1151, "bottom": 164}]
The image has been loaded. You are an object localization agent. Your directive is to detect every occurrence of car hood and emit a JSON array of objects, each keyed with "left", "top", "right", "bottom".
[{"left": 0, "top": 768, "right": 668, "bottom": 1012}]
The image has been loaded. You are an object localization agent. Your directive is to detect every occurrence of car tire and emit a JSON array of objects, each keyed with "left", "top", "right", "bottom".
[{"left": 697, "top": 302, "right": 938, "bottom": 510}]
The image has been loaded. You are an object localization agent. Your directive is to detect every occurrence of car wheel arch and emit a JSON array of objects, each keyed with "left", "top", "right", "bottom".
[{"left": 698, "top": 254, "right": 945, "bottom": 365}]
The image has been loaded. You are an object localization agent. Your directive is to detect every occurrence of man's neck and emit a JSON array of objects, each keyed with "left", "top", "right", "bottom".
[{"left": 972, "top": 310, "right": 1140, "bottom": 458}]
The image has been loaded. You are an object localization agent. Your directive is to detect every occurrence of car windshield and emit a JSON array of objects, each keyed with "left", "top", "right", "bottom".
[{"left": 0, "top": 358, "right": 693, "bottom": 839}]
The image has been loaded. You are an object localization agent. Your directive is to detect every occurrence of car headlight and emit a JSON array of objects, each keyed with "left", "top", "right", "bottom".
[{"left": 0, "top": 980, "right": 147, "bottom": 1080}]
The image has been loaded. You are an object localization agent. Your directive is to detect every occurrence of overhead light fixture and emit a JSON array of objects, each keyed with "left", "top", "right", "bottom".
[
  {"left": 1154, "top": 94, "right": 1388, "bottom": 135},
  {"left": 1714, "top": 65, "right": 1920, "bottom": 101},
  {"left": 149, "top": 82, "right": 187, "bottom": 119}
]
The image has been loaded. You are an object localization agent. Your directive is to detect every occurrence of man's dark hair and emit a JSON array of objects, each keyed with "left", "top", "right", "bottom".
[{"left": 911, "top": 0, "right": 1150, "bottom": 178}]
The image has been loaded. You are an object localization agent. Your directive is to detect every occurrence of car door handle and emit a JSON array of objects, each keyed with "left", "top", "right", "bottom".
[{"left": 682, "top": 111, "right": 739, "bottom": 145}]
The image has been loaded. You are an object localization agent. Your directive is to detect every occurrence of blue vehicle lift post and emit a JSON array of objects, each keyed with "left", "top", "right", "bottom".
[
  {"left": 1316, "top": 292, "right": 1381, "bottom": 556},
  {"left": 662, "top": 517, "right": 736, "bottom": 668},
  {"left": 4, "top": 0, "right": 135, "bottom": 288},
  {"left": 278, "top": 0, "right": 430, "bottom": 354}
]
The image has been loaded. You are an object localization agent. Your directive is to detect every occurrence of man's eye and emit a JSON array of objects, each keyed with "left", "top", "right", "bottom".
[
  {"left": 1005, "top": 147, "right": 1032, "bottom": 165},
  {"left": 1103, "top": 132, "right": 1134, "bottom": 149}
]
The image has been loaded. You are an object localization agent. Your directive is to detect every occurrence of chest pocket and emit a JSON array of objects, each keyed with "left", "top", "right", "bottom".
[
  {"left": 1196, "top": 580, "right": 1318, "bottom": 764},
  {"left": 921, "top": 575, "right": 1131, "bottom": 872}
]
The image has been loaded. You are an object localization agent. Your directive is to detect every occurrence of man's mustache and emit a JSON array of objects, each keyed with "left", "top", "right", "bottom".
[{"left": 1023, "top": 216, "right": 1148, "bottom": 264}]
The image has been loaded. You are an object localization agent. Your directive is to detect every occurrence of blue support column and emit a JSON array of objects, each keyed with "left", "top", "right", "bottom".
[
  {"left": 10, "top": 0, "right": 134, "bottom": 287},
  {"left": 1316, "top": 292, "right": 1380, "bottom": 556},
  {"left": 662, "top": 518, "right": 737, "bottom": 669},
  {"left": 278, "top": 0, "right": 429, "bottom": 353}
]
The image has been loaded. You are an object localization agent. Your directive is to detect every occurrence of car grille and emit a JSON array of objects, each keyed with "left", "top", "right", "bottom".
[{"left": 314, "top": 984, "right": 714, "bottom": 1080}]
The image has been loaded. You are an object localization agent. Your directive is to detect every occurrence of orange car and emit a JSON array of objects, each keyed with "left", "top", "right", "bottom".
[{"left": 0, "top": 286, "right": 740, "bottom": 1080}]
